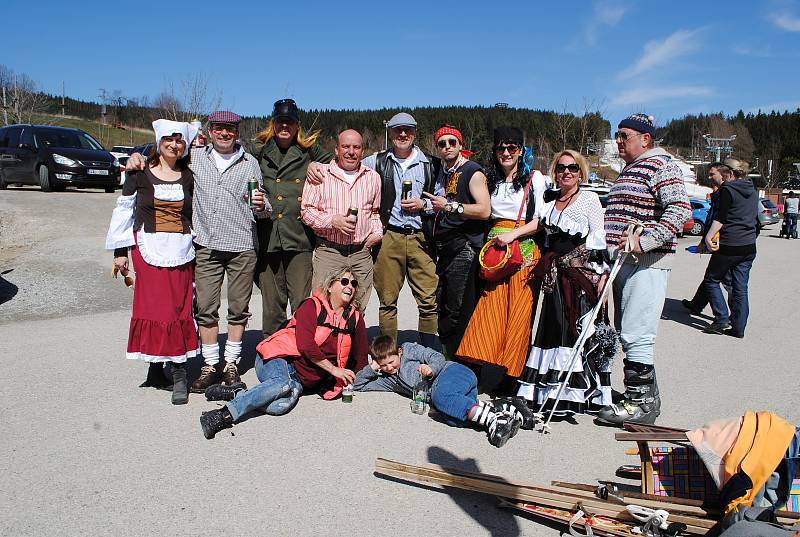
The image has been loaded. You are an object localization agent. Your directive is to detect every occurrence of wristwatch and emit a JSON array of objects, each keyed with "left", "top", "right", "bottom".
[{"left": 445, "top": 201, "right": 464, "bottom": 214}]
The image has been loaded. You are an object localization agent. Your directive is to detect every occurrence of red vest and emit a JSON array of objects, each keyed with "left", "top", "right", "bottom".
[{"left": 256, "top": 290, "right": 361, "bottom": 400}]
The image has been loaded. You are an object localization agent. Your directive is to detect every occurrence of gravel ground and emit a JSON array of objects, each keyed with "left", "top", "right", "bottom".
[{"left": 1, "top": 186, "right": 798, "bottom": 537}]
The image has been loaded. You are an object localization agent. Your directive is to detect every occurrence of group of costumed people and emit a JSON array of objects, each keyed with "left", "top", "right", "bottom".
[{"left": 105, "top": 106, "right": 624, "bottom": 446}]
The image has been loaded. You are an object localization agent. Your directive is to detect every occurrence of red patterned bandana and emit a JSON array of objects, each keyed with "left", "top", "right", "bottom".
[{"left": 434, "top": 125, "right": 473, "bottom": 158}]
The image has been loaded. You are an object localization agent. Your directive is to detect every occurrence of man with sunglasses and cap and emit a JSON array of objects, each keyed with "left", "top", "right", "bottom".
[
  {"left": 126, "top": 111, "right": 270, "bottom": 391},
  {"left": 597, "top": 113, "right": 690, "bottom": 427},
  {"left": 422, "top": 125, "right": 491, "bottom": 358},
  {"left": 253, "top": 99, "right": 334, "bottom": 338}
]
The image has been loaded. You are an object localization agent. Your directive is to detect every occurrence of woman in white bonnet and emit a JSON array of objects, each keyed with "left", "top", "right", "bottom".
[{"left": 105, "top": 119, "right": 199, "bottom": 405}]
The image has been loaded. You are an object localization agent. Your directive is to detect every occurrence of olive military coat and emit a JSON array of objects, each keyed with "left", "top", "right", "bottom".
[{"left": 252, "top": 138, "right": 333, "bottom": 253}]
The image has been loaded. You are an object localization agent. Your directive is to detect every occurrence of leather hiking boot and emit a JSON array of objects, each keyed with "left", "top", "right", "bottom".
[
  {"left": 487, "top": 410, "right": 522, "bottom": 448},
  {"left": 171, "top": 365, "right": 189, "bottom": 405},
  {"left": 191, "top": 364, "right": 221, "bottom": 394},
  {"left": 494, "top": 397, "right": 536, "bottom": 430},
  {"left": 205, "top": 382, "right": 247, "bottom": 402},
  {"left": 200, "top": 407, "right": 233, "bottom": 439},
  {"left": 703, "top": 321, "right": 731, "bottom": 334},
  {"left": 222, "top": 361, "right": 241, "bottom": 385}
]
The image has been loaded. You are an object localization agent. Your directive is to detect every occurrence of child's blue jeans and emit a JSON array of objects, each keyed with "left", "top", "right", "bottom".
[{"left": 431, "top": 362, "right": 478, "bottom": 424}]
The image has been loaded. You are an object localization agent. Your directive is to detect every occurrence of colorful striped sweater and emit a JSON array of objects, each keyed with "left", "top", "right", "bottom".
[{"left": 604, "top": 148, "right": 691, "bottom": 269}]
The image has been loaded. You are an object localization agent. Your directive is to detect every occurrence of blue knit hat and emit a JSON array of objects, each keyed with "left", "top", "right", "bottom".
[{"left": 618, "top": 113, "right": 655, "bottom": 137}]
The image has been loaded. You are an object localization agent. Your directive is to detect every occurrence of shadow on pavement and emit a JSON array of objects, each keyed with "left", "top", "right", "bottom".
[
  {"left": 661, "top": 297, "right": 712, "bottom": 330},
  {"left": 0, "top": 270, "right": 18, "bottom": 305},
  {"left": 425, "top": 446, "right": 522, "bottom": 537}
]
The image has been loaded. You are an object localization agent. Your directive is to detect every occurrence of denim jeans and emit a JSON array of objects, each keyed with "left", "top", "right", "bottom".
[
  {"left": 225, "top": 358, "right": 303, "bottom": 421},
  {"left": 703, "top": 252, "right": 756, "bottom": 336},
  {"left": 689, "top": 269, "right": 732, "bottom": 311},
  {"left": 785, "top": 213, "right": 798, "bottom": 237},
  {"left": 430, "top": 362, "right": 478, "bottom": 424},
  {"left": 612, "top": 263, "right": 670, "bottom": 366}
]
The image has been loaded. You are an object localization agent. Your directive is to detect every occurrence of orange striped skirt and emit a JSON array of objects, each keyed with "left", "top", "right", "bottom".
[{"left": 456, "top": 220, "right": 539, "bottom": 377}]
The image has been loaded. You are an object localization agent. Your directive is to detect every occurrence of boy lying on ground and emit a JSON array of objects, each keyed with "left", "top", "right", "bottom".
[{"left": 354, "top": 335, "right": 532, "bottom": 447}]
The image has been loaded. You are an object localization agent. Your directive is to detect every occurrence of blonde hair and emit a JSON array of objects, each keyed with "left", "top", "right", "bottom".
[
  {"left": 549, "top": 149, "right": 590, "bottom": 185},
  {"left": 255, "top": 119, "right": 321, "bottom": 149},
  {"left": 321, "top": 265, "right": 361, "bottom": 311}
]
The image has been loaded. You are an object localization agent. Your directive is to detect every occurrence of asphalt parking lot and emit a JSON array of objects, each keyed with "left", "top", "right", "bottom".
[{"left": 1, "top": 186, "right": 798, "bottom": 537}]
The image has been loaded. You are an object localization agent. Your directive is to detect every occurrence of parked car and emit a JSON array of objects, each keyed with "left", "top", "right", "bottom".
[
  {"left": 688, "top": 199, "right": 711, "bottom": 236},
  {"left": 110, "top": 145, "right": 134, "bottom": 155},
  {"left": 582, "top": 184, "right": 610, "bottom": 208},
  {"left": 131, "top": 143, "right": 153, "bottom": 159},
  {"left": 0, "top": 125, "right": 119, "bottom": 192},
  {"left": 758, "top": 197, "right": 779, "bottom": 228}
]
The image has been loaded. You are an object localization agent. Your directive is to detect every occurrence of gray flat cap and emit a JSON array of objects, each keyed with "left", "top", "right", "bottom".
[{"left": 387, "top": 112, "right": 417, "bottom": 129}]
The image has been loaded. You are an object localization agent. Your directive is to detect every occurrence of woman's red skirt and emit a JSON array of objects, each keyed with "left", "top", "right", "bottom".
[{"left": 126, "top": 244, "right": 198, "bottom": 363}]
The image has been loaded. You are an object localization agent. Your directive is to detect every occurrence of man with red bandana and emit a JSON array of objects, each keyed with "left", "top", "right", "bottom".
[{"left": 422, "top": 125, "right": 491, "bottom": 358}]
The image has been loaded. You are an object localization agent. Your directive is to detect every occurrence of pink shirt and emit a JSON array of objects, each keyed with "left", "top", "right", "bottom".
[{"left": 301, "top": 161, "right": 383, "bottom": 245}]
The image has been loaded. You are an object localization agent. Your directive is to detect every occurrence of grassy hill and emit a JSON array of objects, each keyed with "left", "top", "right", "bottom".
[{"left": 31, "top": 114, "right": 153, "bottom": 149}]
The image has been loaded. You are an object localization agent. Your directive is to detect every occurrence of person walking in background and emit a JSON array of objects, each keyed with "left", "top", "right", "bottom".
[
  {"left": 301, "top": 129, "right": 383, "bottom": 308},
  {"left": 596, "top": 113, "right": 691, "bottom": 427},
  {"left": 422, "top": 125, "right": 491, "bottom": 359},
  {"left": 682, "top": 162, "right": 731, "bottom": 316},
  {"left": 699, "top": 159, "right": 758, "bottom": 339},
  {"left": 457, "top": 127, "right": 546, "bottom": 386},
  {"left": 253, "top": 99, "right": 334, "bottom": 337},
  {"left": 105, "top": 119, "right": 199, "bottom": 405},
  {"left": 784, "top": 191, "right": 799, "bottom": 239}
]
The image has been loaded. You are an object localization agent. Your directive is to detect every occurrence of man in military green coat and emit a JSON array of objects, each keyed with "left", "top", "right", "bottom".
[{"left": 253, "top": 99, "right": 334, "bottom": 336}]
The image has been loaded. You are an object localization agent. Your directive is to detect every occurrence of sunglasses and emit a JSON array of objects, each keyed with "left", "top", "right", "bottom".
[
  {"left": 495, "top": 144, "right": 521, "bottom": 154},
  {"left": 210, "top": 124, "right": 238, "bottom": 134},
  {"left": 614, "top": 131, "right": 645, "bottom": 142},
  {"left": 555, "top": 163, "right": 581, "bottom": 174},
  {"left": 339, "top": 277, "right": 359, "bottom": 288},
  {"left": 437, "top": 138, "right": 459, "bottom": 148}
]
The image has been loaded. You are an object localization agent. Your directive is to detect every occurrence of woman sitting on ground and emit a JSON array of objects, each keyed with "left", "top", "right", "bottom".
[
  {"left": 105, "top": 119, "right": 199, "bottom": 405},
  {"left": 199, "top": 266, "right": 368, "bottom": 439},
  {"left": 515, "top": 150, "right": 611, "bottom": 416}
]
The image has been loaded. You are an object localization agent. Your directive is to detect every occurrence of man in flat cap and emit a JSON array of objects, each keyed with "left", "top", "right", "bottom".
[
  {"left": 597, "top": 113, "right": 690, "bottom": 426},
  {"left": 128, "top": 111, "right": 270, "bottom": 392}
]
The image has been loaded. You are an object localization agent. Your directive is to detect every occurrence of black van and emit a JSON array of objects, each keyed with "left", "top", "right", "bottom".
[{"left": 0, "top": 125, "right": 120, "bottom": 192}]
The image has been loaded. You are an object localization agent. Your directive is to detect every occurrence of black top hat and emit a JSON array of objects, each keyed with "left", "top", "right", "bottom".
[{"left": 272, "top": 99, "right": 300, "bottom": 122}]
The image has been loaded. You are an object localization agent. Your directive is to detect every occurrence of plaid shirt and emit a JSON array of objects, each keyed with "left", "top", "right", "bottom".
[{"left": 191, "top": 145, "right": 269, "bottom": 252}]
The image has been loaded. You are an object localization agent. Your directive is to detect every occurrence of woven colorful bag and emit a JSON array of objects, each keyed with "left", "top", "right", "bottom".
[{"left": 478, "top": 174, "right": 533, "bottom": 282}]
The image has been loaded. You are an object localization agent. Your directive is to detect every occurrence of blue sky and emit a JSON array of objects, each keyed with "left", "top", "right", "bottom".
[{"left": 3, "top": 0, "right": 800, "bottom": 127}]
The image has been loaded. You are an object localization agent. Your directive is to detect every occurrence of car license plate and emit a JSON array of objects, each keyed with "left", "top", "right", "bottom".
[{"left": 87, "top": 169, "right": 109, "bottom": 175}]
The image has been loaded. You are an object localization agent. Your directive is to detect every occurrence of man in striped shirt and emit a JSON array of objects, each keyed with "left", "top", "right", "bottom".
[
  {"left": 597, "top": 113, "right": 691, "bottom": 427},
  {"left": 301, "top": 129, "right": 383, "bottom": 309}
]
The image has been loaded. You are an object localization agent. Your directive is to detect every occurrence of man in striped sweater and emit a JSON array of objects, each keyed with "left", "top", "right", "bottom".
[{"left": 597, "top": 114, "right": 691, "bottom": 426}]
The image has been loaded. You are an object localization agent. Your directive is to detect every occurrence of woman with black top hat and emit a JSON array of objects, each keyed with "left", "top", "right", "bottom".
[
  {"left": 457, "top": 127, "right": 548, "bottom": 384},
  {"left": 253, "top": 99, "right": 334, "bottom": 337}
]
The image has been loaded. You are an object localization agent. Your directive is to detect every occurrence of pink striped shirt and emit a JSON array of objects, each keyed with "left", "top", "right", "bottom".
[{"left": 301, "top": 161, "right": 383, "bottom": 245}]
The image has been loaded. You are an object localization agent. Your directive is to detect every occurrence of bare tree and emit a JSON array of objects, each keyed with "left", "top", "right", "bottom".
[
  {"left": 0, "top": 64, "right": 48, "bottom": 126},
  {"left": 551, "top": 102, "right": 576, "bottom": 151}
]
